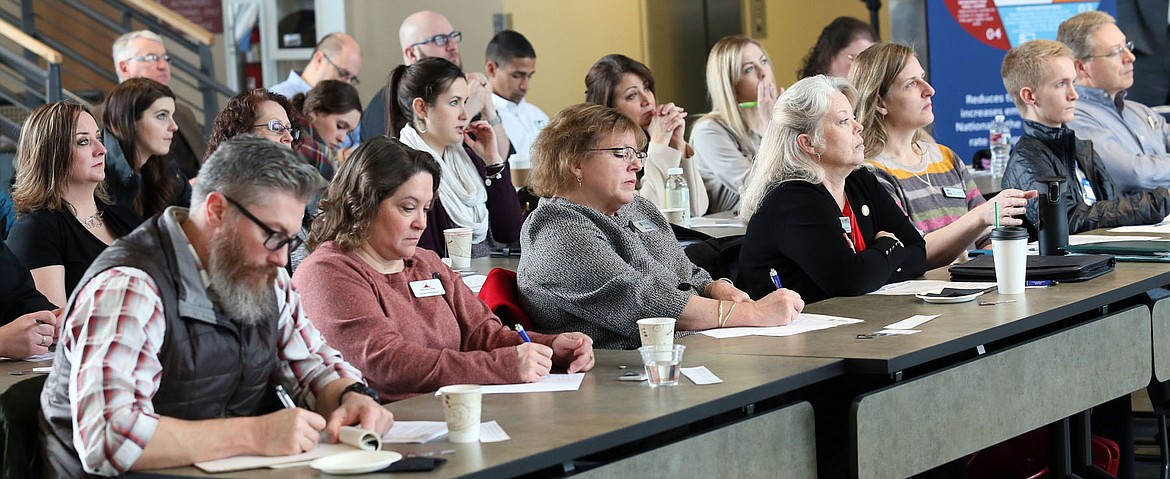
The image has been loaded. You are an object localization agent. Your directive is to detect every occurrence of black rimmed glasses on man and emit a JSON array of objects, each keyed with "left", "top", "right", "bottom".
[
  {"left": 221, "top": 194, "right": 304, "bottom": 252},
  {"left": 587, "top": 146, "right": 647, "bottom": 165},
  {"left": 410, "top": 31, "right": 462, "bottom": 48},
  {"left": 321, "top": 53, "right": 359, "bottom": 85}
]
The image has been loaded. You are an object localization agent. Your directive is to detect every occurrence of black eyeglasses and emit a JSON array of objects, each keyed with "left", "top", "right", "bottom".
[
  {"left": 128, "top": 53, "right": 171, "bottom": 64},
  {"left": 221, "top": 195, "right": 304, "bottom": 252},
  {"left": 410, "top": 31, "right": 462, "bottom": 48},
  {"left": 252, "top": 119, "right": 301, "bottom": 141},
  {"left": 322, "top": 53, "right": 359, "bottom": 85},
  {"left": 1084, "top": 40, "right": 1134, "bottom": 59},
  {"left": 588, "top": 146, "right": 647, "bottom": 165}
]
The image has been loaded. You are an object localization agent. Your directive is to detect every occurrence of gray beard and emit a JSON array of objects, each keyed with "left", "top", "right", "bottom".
[{"left": 206, "top": 226, "right": 278, "bottom": 326}]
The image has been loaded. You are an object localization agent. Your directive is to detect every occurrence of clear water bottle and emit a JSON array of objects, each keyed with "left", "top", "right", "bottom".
[
  {"left": 989, "top": 114, "right": 1012, "bottom": 178},
  {"left": 663, "top": 167, "right": 691, "bottom": 227}
]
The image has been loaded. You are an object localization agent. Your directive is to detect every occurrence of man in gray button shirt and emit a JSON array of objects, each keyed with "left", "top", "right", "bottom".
[{"left": 1058, "top": 11, "right": 1170, "bottom": 196}]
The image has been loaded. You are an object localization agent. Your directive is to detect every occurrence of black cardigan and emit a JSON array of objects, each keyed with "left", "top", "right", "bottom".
[{"left": 737, "top": 167, "right": 926, "bottom": 303}]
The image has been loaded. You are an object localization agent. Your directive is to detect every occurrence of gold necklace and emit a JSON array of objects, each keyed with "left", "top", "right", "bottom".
[{"left": 77, "top": 210, "right": 104, "bottom": 229}]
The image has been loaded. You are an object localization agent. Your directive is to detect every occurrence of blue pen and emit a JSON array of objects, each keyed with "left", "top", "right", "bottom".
[
  {"left": 769, "top": 268, "right": 783, "bottom": 290},
  {"left": 1026, "top": 280, "right": 1055, "bottom": 287},
  {"left": 514, "top": 324, "right": 532, "bottom": 343}
]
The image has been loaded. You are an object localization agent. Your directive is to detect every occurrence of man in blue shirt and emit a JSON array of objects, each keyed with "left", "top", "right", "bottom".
[{"left": 1058, "top": 11, "right": 1170, "bottom": 196}]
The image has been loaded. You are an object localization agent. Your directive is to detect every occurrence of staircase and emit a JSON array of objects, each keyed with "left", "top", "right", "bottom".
[{"left": 0, "top": 0, "right": 237, "bottom": 148}]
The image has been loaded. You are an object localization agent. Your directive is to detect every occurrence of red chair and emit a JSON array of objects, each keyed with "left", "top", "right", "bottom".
[
  {"left": 477, "top": 268, "right": 535, "bottom": 331},
  {"left": 967, "top": 428, "right": 1120, "bottom": 478}
]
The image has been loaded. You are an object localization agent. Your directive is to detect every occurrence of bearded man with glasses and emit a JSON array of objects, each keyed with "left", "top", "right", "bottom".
[
  {"left": 39, "top": 135, "right": 393, "bottom": 477},
  {"left": 1058, "top": 11, "right": 1170, "bottom": 196}
]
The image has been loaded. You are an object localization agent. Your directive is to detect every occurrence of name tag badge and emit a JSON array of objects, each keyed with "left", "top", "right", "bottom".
[
  {"left": 409, "top": 278, "right": 446, "bottom": 298},
  {"left": 839, "top": 216, "right": 852, "bottom": 234},
  {"left": 942, "top": 187, "right": 965, "bottom": 199},
  {"left": 633, "top": 219, "right": 657, "bottom": 232}
]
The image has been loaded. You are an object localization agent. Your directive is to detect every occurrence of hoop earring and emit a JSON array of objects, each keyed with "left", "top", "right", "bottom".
[{"left": 415, "top": 118, "right": 428, "bottom": 134}]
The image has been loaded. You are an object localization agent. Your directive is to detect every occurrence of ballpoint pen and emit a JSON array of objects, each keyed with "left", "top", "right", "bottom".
[
  {"left": 275, "top": 384, "right": 296, "bottom": 409},
  {"left": 769, "top": 268, "right": 783, "bottom": 290},
  {"left": 514, "top": 324, "right": 532, "bottom": 343}
]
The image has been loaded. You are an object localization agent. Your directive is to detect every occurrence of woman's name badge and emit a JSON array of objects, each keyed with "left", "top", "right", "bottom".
[
  {"left": 409, "top": 278, "right": 446, "bottom": 298},
  {"left": 839, "top": 216, "right": 852, "bottom": 234},
  {"left": 633, "top": 219, "right": 656, "bottom": 232},
  {"left": 942, "top": 187, "right": 965, "bottom": 199}
]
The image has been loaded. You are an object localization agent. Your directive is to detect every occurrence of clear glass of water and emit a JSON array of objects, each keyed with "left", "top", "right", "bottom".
[{"left": 638, "top": 344, "right": 686, "bottom": 387}]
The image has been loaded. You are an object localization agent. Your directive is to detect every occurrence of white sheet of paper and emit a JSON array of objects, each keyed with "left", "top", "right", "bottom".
[
  {"left": 381, "top": 421, "right": 510, "bottom": 444},
  {"left": 680, "top": 366, "right": 723, "bottom": 385},
  {"left": 195, "top": 443, "right": 355, "bottom": 473},
  {"left": 382, "top": 421, "right": 448, "bottom": 444},
  {"left": 479, "top": 420, "right": 511, "bottom": 442},
  {"left": 689, "top": 216, "right": 744, "bottom": 228},
  {"left": 871, "top": 280, "right": 995, "bottom": 296},
  {"left": 699, "top": 313, "right": 864, "bottom": 339},
  {"left": 876, "top": 329, "right": 920, "bottom": 335},
  {"left": 884, "top": 314, "right": 939, "bottom": 330},
  {"left": 462, "top": 274, "right": 487, "bottom": 293},
  {"left": 1109, "top": 223, "right": 1170, "bottom": 234},
  {"left": 1066, "top": 234, "right": 1162, "bottom": 245},
  {"left": 477, "top": 373, "right": 585, "bottom": 394}
]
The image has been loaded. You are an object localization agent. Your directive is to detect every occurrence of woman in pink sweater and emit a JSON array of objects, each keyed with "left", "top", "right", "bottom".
[{"left": 294, "top": 136, "right": 595, "bottom": 402}]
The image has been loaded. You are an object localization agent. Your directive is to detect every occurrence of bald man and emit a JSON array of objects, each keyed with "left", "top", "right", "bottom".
[
  {"left": 270, "top": 32, "right": 362, "bottom": 99},
  {"left": 360, "top": 11, "right": 510, "bottom": 159},
  {"left": 271, "top": 32, "right": 363, "bottom": 147}
]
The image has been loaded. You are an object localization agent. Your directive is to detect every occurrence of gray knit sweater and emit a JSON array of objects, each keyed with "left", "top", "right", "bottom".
[{"left": 517, "top": 196, "right": 713, "bottom": 349}]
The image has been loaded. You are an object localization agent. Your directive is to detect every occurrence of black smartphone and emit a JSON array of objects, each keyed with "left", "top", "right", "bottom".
[{"left": 379, "top": 456, "right": 447, "bottom": 472}]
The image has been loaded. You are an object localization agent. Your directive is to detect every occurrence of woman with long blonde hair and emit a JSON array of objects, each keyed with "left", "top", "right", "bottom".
[{"left": 691, "top": 35, "right": 780, "bottom": 213}]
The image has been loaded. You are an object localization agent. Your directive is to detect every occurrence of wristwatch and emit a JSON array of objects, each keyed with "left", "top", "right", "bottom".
[{"left": 340, "top": 382, "right": 380, "bottom": 403}]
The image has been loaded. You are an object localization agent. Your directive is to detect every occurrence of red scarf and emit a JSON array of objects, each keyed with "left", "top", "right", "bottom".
[{"left": 842, "top": 199, "right": 866, "bottom": 252}]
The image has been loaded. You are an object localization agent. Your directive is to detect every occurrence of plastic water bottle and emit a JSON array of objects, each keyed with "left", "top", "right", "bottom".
[
  {"left": 989, "top": 114, "right": 1012, "bottom": 178},
  {"left": 664, "top": 167, "right": 691, "bottom": 227}
]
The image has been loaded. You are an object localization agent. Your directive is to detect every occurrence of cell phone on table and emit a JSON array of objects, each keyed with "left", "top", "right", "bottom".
[{"left": 618, "top": 371, "right": 648, "bottom": 381}]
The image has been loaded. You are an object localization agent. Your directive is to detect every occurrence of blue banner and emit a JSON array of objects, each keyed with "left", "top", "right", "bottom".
[{"left": 926, "top": 0, "right": 1116, "bottom": 164}]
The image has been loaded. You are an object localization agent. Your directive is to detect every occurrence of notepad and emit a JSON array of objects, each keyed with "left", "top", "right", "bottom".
[
  {"left": 194, "top": 426, "right": 381, "bottom": 473},
  {"left": 462, "top": 274, "right": 487, "bottom": 293},
  {"left": 382, "top": 420, "right": 511, "bottom": 444},
  {"left": 699, "top": 313, "right": 864, "bottom": 338}
]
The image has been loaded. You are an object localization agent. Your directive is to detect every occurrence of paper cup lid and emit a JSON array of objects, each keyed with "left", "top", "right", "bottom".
[{"left": 989, "top": 226, "right": 1027, "bottom": 240}]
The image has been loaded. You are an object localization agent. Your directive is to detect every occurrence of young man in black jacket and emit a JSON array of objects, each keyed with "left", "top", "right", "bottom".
[{"left": 1000, "top": 39, "right": 1170, "bottom": 234}]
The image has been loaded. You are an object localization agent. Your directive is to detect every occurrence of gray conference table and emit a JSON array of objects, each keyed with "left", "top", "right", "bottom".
[
  {"left": 682, "top": 256, "right": 1170, "bottom": 478},
  {"left": 138, "top": 350, "right": 843, "bottom": 479}
]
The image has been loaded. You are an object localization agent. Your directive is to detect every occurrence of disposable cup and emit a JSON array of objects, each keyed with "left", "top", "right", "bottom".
[
  {"left": 438, "top": 384, "right": 482, "bottom": 443},
  {"left": 638, "top": 344, "right": 686, "bottom": 387},
  {"left": 990, "top": 226, "right": 1028, "bottom": 295},
  {"left": 636, "top": 318, "right": 676, "bottom": 348},
  {"left": 443, "top": 228, "right": 473, "bottom": 269}
]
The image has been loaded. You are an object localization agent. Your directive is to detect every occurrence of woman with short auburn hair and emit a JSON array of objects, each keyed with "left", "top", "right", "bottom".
[
  {"left": 518, "top": 103, "right": 803, "bottom": 350},
  {"left": 295, "top": 136, "right": 594, "bottom": 401}
]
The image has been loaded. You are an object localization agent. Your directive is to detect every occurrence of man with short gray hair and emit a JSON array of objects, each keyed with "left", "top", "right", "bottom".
[
  {"left": 108, "top": 30, "right": 207, "bottom": 178},
  {"left": 40, "top": 135, "right": 393, "bottom": 477},
  {"left": 1057, "top": 11, "right": 1170, "bottom": 196}
]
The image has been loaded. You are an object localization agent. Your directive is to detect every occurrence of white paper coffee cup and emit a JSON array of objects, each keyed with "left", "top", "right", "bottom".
[
  {"left": 443, "top": 228, "right": 473, "bottom": 269},
  {"left": 990, "top": 226, "right": 1028, "bottom": 295},
  {"left": 659, "top": 208, "right": 686, "bottom": 226},
  {"left": 438, "top": 384, "right": 482, "bottom": 443},
  {"left": 636, "top": 317, "right": 676, "bottom": 348}
]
